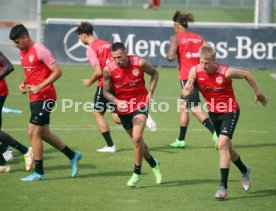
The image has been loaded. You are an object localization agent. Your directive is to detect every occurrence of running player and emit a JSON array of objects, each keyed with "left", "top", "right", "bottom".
[
  {"left": 182, "top": 44, "right": 268, "bottom": 199},
  {"left": 103, "top": 42, "right": 162, "bottom": 187},
  {"left": 9, "top": 24, "right": 82, "bottom": 181}
]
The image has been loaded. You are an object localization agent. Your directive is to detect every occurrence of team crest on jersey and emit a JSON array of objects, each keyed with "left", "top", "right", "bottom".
[
  {"left": 29, "top": 54, "right": 34, "bottom": 63},
  {"left": 216, "top": 76, "right": 223, "bottom": 85},
  {"left": 132, "top": 69, "right": 139, "bottom": 77}
]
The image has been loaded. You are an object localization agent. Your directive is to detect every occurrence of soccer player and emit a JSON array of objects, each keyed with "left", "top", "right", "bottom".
[
  {"left": 103, "top": 42, "right": 162, "bottom": 187},
  {"left": 9, "top": 24, "right": 82, "bottom": 181},
  {"left": 75, "top": 22, "right": 156, "bottom": 152},
  {"left": 0, "top": 51, "right": 33, "bottom": 173},
  {"left": 182, "top": 44, "right": 269, "bottom": 199},
  {"left": 167, "top": 11, "right": 218, "bottom": 149},
  {"left": 143, "top": 0, "right": 160, "bottom": 10}
]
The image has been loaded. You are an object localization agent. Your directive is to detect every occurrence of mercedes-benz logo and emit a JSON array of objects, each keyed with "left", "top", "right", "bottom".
[
  {"left": 63, "top": 26, "right": 99, "bottom": 62},
  {"left": 63, "top": 27, "right": 88, "bottom": 62}
]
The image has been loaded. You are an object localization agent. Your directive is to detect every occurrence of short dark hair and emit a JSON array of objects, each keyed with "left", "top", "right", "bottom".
[
  {"left": 9, "top": 24, "right": 29, "bottom": 40},
  {"left": 173, "top": 10, "right": 194, "bottom": 28},
  {"left": 75, "top": 22, "right": 93, "bottom": 35},
  {"left": 111, "top": 42, "right": 126, "bottom": 52}
]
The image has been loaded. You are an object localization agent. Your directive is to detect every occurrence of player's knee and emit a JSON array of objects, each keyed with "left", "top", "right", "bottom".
[
  {"left": 93, "top": 111, "right": 104, "bottom": 118},
  {"left": 27, "top": 127, "right": 40, "bottom": 139},
  {"left": 112, "top": 114, "right": 121, "bottom": 124},
  {"left": 132, "top": 136, "right": 142, "bottom": 145}
]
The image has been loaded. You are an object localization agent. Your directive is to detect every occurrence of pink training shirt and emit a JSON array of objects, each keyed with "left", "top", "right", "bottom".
[
  {"left": 86, "top": 40, "right": 112, "bottom": 87},
  {"left": 20, "top": 42, "right": 57, "bottom": 102}
]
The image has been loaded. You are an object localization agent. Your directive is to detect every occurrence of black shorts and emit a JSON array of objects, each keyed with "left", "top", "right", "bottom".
[
  {"left": 118, "top": 106, "right": 148, "bottom": 129},
  {"left": 0, "top": 96, "right": 7, "bottom": 130},
  {"left": 29, "top": 100, "right": 55, "bottom": 126},
  {"left": 180, "top": 80, "right": 201, "bottom": 108},
  {"left": 209, "top": 109, "right": 240, "bottom": 139},
  {"left": 93, "top": 86, "right": 116, "bottom": 113}
]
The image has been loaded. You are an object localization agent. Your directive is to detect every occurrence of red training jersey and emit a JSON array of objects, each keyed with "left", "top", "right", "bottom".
[
  {"left": 20, "top": 42, "right": 57, "bottom": 102},
  {"left": 87, "top": 40, "right": 112, "bottom": 87},
  {"left": 106, "top": 55, "right": 148, "bottom": 115},
  {"left": 195, "top": 63, "right": 239, "bottom": 113},
  {"left": 176, "top": 32, "right": 204, "bottom": 80},
  {"left": 0, "top": 65, "right": 9, "bottom": 96}
]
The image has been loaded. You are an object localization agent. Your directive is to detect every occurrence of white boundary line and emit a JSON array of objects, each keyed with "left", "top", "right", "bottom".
[{"left": 2, "top": 126, "right": 275, "bottom": 134}]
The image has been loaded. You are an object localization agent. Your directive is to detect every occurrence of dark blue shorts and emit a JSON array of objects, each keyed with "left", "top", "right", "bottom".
[
  {"left": 209, "top": 109, "right": 240, "bottom": 139},
  {"left": 29, "top": 100, "right": 55, "bottom": 126},
  {"left": 180, "top": 80, "right": 201, "bottom": 108},
  {"left": 93, "top": 86, "right": 116, "bottom": 113},
  {"left": 118, "top": 106, "right": 148, "bottom": 129}
]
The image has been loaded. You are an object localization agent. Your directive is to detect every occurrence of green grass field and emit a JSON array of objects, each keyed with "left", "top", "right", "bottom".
[
  {"left": 42, "top": 5, "right": 255, "bottom": 22},
  {"left": 1, "top": 4, "right": 276, "bottom": 211},
  {"left": 1, "top": 65, "right": 276, "bottom": 210},
  {"left": 41, "top": 4, "right": 276, "bottom": 23}
]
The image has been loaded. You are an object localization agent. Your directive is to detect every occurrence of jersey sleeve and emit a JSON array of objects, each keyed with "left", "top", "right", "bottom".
[
  {"left": 35, "top": 43, "right": 56, "bottom": 68},
  {"left": 86, "top": 47, "right": 100, "bottom": 67}
]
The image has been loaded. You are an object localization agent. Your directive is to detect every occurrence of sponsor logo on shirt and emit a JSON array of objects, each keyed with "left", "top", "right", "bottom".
[
  {"left": 29, "top": 54, "right": 34, "bottom": 63},
  {"left": 185, "top": 52, "right": 199, "bottom": 59},
  {"left": 216, "top": 76, "right": 223, "bottom": 85},
  {"left": 132, "top": 69, "right": 139, "bottom": 77}
]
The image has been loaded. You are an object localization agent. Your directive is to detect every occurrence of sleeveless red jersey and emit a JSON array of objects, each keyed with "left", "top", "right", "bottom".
[
  {"left": 176, "top": 32, "right": 204, "bottom": 80},
  {"left": 88, "top": 40, "right": 112, "bottom": 87},
  {"left": 195, "top": 63, "right": 239, "bottom": 113},
  {"left": 106, "top": 55, "right": 148, "bottom": 115},
  {"left": 20, "top": 42, "right": 57, "bottom": 102},
  {"left": 0, "top": 65, "right": 9, "bottom": 96}
]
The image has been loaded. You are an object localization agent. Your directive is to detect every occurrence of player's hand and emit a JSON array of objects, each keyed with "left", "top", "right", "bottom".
[
  {"left": 116, "top": 100, "right": 128, "bottom": 112},
  {"left": 28, "top": 84, "right": 41, "bottom": 94},
  {"left": 81, "top": 79, "right": 92, "bottom": 87},
  {"left": 19, "top": 82, "right": 27, "bottom": 94},
  {"left": 254, "top": 92, "right": 269, "bottom": 107},
  {"left": 146, "top": 93, "right": 153, "bottom": 104}
]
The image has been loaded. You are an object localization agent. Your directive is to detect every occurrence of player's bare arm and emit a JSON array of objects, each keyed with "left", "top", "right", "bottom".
[
  {"left": 0, "top": 51, "right": 14, "bottom": 80},
  {"left": 28, "top": 62, "right": 62, "bottom": 94},
  {"left": 103, "top": 67, "right": 117, "bottom": 104},
  {"left": 139, "top": 58, "right": 159, "bottom": 102},
  {"left": 103, "top": 67, "right": 128, "bottom": 111},
  {"left": 226, "top": 67, "right": 269, "bottom": 106},
  {"left": 182, "top": 67, "right": 196, "bottom": 99},
  {"left": 19, "top": 77, "right": 27, "bottom": 94},
  {"left": 166, "top": 35, "right": 178, "bottom": 61},
  {"left": 81, "top": 64, "right": 103, "bottom": 87}
]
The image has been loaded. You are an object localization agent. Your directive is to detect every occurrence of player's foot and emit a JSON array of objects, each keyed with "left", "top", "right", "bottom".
[
  {"left": 24, "top": 147, "right": 34, "bottom": 171},
  {"left": 169, "top": 139, "right": 185, "bottom": 148},
  {"left": 96, "top": 145, "right": 116, "bottom": 153},
  {"left": 70, "top": 151, "right": 82, "bottom": 177},
  {"left": 212, "top": 132, "right": 218, "bottom": 150},
  {"left": 146, "top": 114, "right": 157, "bottom": 132},
  {"left": 3, "top": 149, "right": 13, "bottom": 162},
  {"left": 152, "top": 159, "right": 162, "bottom": 184},
  {"left": 215, "top": 186, "right": 228, "bottom": 200},
  {"left": 0, "top": 165, "right": 10, "bottom": 173},
  {"left": 127, "top": 173, "right": 141, "bottom": 187},
  {"left": 20, "top": 172, "right": 45, "bottom": 181},
  {"left": 242, "top": 166, "right": 251, "bottom": 191}
]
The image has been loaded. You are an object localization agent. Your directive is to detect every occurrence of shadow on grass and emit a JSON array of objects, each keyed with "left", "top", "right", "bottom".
[
  {"left": 48, "top": 170, "right": 130, "bottom": 180},
  {"left": 235, "top": 143, "right": 276, "bottom": 149},
  {"left": 227, "top": 189, "right": 276, "bottom": 200},
  {"left": 45, "top": 163, "right": 96, "bottom": 171},
  {"left": 117, "top": 146, "right": 191, "bottom": 154},
  {"left": 139, "top": 179, "right": 218, "bottom": 189}
]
